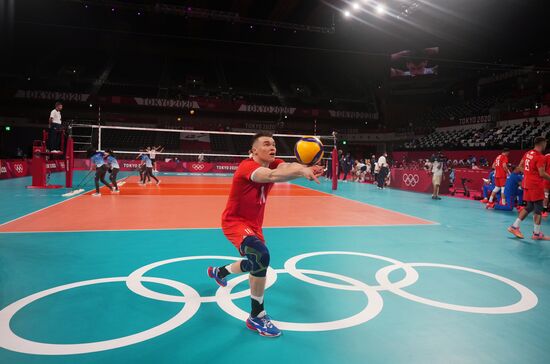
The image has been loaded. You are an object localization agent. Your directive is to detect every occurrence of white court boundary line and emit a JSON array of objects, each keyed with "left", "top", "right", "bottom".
[{"left": 0, "top": 223, "right": 440, "bottom": 235}]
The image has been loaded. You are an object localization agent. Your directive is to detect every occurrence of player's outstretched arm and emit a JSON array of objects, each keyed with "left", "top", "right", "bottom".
[{"left": 252, "top": 163, "right": 323, "bottom": 184}]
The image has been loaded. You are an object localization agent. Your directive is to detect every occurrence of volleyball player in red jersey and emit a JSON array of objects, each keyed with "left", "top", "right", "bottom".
[
  {"left": 543, "top": 152, "right": 550, "bottom": 218},
  {"left": 485, "top": 148, "right": 510, "bottom": 208},
  {"left": 508, "top": 137, "right": 550, "bottom": 239},
  {"left": 207, "top": 132, "right": 324, "bottom": 337}
]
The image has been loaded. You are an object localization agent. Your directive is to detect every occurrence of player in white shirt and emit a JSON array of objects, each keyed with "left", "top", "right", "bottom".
[
  {"left": 431, "top": 159, "right": 444, "bottom": 200},
  {"left": 48, "top": 102, "right": 63, "bottom": 152},
  {"left": 376, "top": 152, "right": 389, "bottom": 189},
  {"left": 148, "top": 146, "right": 164, "bottom": 173},
  {"left": 354, "top": 160, "right": 367, "bottom": 182}
]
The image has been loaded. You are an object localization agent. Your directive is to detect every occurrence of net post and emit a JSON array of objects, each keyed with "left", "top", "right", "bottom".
[
  {"left": 65, "top": 136, "right": 74, "bottom": 188},
  {"left": 331, "top": 147, "right": 338, "bottom": 190},
  {"left": 331, "top": 131, "right": 338, "bottom": 191}
]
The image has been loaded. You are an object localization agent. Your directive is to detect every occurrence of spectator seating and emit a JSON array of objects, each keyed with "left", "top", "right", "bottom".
[{"left": 402, "top": 119, "right": 550, "bottom": 150}]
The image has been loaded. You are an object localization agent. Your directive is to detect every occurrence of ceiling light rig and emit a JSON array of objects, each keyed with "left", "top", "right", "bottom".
[{"left": 341, "top": 1, "right": 422, "bottom": 20}]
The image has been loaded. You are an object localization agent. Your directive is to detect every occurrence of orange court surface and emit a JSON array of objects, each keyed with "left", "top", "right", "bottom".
[{"left": 0, "top": 175, "right": 433, "bottom": 233}]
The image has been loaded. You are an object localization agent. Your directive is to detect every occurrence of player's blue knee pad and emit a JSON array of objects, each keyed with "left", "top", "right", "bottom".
[{"left": 239, "top": 236, "right": 270, "bottom": 277}]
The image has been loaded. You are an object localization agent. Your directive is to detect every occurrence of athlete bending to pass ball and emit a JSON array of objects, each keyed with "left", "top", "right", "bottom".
[{"left": 208, "top": 132, "right": 324, "bottom": 337}]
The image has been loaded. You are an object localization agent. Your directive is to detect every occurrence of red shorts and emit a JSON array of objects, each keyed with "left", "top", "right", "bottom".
[
  {"left": 222, "top": 221, "right": 265, "bottom": 252},
  {"left": 544, "top": 181, "right": 550, "bottom": 190},
  {"left": 495, "top": 177, "right": 506, "bottom": 188},
  {"left": 523, "top": 187, "right": 544, "bottom": 202}
]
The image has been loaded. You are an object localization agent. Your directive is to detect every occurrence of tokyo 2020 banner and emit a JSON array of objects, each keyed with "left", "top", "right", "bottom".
[{"left": 72, "top": 159, "right": 239, "bottom": 174}]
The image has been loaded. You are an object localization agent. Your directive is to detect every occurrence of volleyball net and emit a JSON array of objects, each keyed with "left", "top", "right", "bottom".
[{"left": 68, "top": 123, "right": 339, "bottom": 190}]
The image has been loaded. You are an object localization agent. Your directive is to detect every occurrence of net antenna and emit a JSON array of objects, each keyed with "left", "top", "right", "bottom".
[{"left": 329, "top": 131, "right": 338, "bottom": 191}]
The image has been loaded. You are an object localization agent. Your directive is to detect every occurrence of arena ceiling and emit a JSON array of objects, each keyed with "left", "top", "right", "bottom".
[{"left": 6, "top": 0, "right": 549, "bottom": 75}]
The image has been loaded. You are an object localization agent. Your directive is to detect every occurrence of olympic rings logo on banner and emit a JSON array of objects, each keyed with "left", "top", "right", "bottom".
[
  {"left": 191, "top": 164, "right": 205, "bottom": 171},
  {"left": 14, "top": 164, "right": 24, "bottom": 174},
  {"left": 402, "top": 173, "right": 420, "bottom": 186},
  {"left": 0, "top": 251, "right": 538, "bottom": 355}
]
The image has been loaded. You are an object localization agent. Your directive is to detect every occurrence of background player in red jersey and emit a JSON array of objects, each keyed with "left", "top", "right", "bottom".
[
  {"left": 543, "top": 152, "right": 550, "bottom": 217},
  {"left": 207, "top": 132, "right": 324, "bottom": 337},
  {"left": 508, "top": 137, "right": 550, "bottom": 240},
  {"left": 485, "top": 148, "right": 510, "bottom": 208}
]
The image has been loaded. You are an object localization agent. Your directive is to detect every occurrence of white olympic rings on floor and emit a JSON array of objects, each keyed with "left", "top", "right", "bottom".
[
  {"left": 284, "top": 251, "right": 419, "bottom": 291},
  {"left": 0, "top": 251, "right": 538, "bottom": 355},
  {"left": 375, "top": 263, "right": 538, "bottom": 314},
  {"left": 126, "top": 255, "right": 278, "bottom": 303},
  {"left": 0, "top": 277, "right": 201, "bottom": 355},
  {"left": 216, "top": 268, "right": 384, "bottom": 332}
]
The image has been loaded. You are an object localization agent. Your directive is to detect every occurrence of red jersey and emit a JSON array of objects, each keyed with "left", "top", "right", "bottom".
[
  {"left": 521, "top": 149, "right": 545, "bottom": 190},
  {"left": 222, "top": 158, "right": 284, "bottom": 231},
  {"left": 493, "top": 154, "right": 509, "bottom": 178},
  {"left": 544, "top": 154, "right": 550, "bottom": 190}
]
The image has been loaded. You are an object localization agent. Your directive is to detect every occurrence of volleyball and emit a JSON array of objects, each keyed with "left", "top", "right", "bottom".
[{"left": 294, "top": 136, "right": 324, "bottom": 165}]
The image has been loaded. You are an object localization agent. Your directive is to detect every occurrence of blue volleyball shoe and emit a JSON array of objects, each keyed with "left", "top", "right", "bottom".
[
  {"left": 246, "top": 314, "right": 282, "bottom": 337},
  {"left": 207, "top": 266, "right": 227, "bottom": 287}
]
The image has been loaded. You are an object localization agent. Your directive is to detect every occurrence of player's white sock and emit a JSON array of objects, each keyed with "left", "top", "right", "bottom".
[
  {"left": 512, "top": 219, "right": 521, "bottom": 228},
  {"left": 251, "top": 294, "right": 264, "bottom": 304},
  {"left": 489, "top": 195, "right": 494, "bottom": 202},
  {"left": 225, "top": 264, "right": 233, "bottom": 274},
  {"left": 534, "top": 224, "right": 541, "bottom": 234}
]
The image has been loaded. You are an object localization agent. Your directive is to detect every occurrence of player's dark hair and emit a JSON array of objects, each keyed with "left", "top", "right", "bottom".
[
  {"left": 251, "top": 132, "right": 273, "bottom": 146},
  {"left": 534, "top": 136, "right": 546, "bottom": 146},
  {"left": 55, "top": 101, "right": 63, "bottom": 106},
  {"left": 106, "top": 149, "right": 115, "bottom": 158}
]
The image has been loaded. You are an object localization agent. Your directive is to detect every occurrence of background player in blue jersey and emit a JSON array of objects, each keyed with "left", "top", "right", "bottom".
[
  {"left": 88, "top": 149, "right": 113, "bottom": 196},
  {"left": 481, "top": 170, "right": 497, "bottom": 202},
  {"left": 105, "top": 149, "right": 120, "bottom": 193},
  {"left": 139, "top": 152, "right": 160, "bottom": 185},
  {"left": 495, "top": 169, "right": 523, "bottom": 211}
]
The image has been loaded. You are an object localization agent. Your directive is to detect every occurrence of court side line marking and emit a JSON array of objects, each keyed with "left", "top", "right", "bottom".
[
  {"left": 0, "top": 223, "right": 440, "bottom": 234},
  {"left": 293, "top": 182, "right": 439, "bottom": 225},
  {"left": 64, "top": 195, "right": 330, "bottom": 198},
  {"left": 0, "top": 177, "right": 129, "bottom": 228}
]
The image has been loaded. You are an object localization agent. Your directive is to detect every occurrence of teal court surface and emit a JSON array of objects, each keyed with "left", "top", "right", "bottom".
[{"left": 1, "top": 171, "right": 549, "bottom": 364}]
